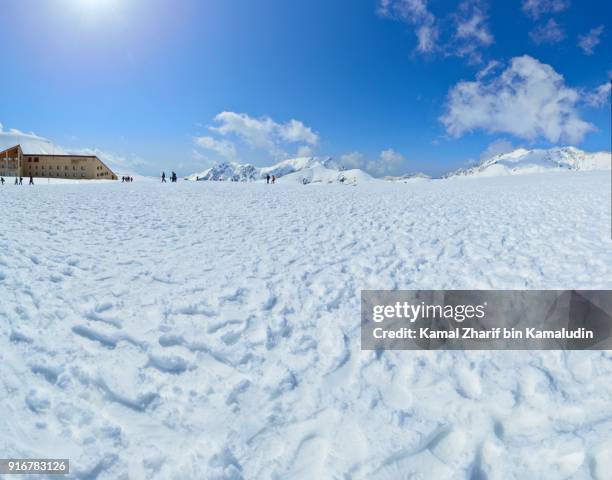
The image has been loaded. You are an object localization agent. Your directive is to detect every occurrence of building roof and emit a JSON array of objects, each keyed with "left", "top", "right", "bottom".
[
  {"left": 0, "top": 144, "right": 22, "bottom": 156},
  {"left": 0, "top": 144, "right": 96, "bottom": 158}
]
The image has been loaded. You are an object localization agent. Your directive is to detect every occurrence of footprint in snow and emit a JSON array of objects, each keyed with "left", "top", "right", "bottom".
[{"left": 147, "top": 354, "right": 191, "bottom": 375}]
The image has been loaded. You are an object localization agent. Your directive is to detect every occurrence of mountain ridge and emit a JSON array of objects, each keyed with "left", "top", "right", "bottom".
[
  {"left": 187, "top": 146, "right": 610, "bottom": 183},
  {"left": 446, "top": 146, "right": 611, "bottom": 178}
]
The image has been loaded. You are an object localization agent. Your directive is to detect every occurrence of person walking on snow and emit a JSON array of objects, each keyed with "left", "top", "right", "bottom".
[
  {"left": 1, "top": 177, "right": 4, "bottom": 185},
  {"left": 162, "top": 172, "right": 166, "bottom": 183},
  {"left": 272, "top": 175, "right": 276, "bottom": 184},
  {"left": 14, "top": 177, "right": 18, "bottom": 185},
  {"left": 19, "top": 176, "right": 23, "bottom": 185},
  {"left": 29, "top": 176, "right": 34, "bottom": 185},
  {"left": 266, "top": 174, "right": 270, "bottom": 184}
]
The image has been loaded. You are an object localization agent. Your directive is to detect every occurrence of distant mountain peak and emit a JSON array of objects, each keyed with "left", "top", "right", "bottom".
[{"left": 447, "top": 146, "right": 611, "bottom": 178}]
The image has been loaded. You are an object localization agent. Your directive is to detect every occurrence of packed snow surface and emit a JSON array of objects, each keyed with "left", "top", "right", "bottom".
[{"left": 1, "top": 171, "right": 612, "bottom": 479}]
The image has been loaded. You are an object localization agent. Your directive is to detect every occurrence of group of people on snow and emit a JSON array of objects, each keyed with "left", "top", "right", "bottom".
[
  {"left": 161, "top": 171, "right": 178, "bottom": 183},
  {"left": 0, "top": 176, "right": 34, "bottom": 185},
  {"left": 121, "top": 176, "right": 134, "bottom": 182},
  {"left": 159, "top": 171, "right": 278, "bottom": 184}
]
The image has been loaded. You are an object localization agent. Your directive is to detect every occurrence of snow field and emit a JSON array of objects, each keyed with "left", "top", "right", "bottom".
[{"left": 0, "top": 171, "right": 611, "bottom": 479}]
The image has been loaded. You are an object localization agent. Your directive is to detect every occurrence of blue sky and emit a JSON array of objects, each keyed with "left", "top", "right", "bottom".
[{"left": 0, "top": 0, "right": 610, "bottom": 176}]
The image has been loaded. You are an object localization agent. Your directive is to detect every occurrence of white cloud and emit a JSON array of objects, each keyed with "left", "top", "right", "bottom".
[
  {"left": 453, "top": 1, "right": 494, "bottom": 63},
  {"left": 340, "top": 148, "right": 406, "bottom": 176},
  {"left": 529, "top": 19, "right": 565, "bottom": 44},
  {"left": 72, "top": 147, "right": 146, "bottom": 174},
  {"left": 210, "top": 111, "right": 319, "bottom": 159},
  {"left": 584, "top": 82, "right": 611, "bottom": 107},
  {"left": 191, "top": 149, "right": 209, "bottom": 163},
  {"left": 377, "top": 0, "right": 439, "bottom": 53},
  {"left": 379, "top": 0, "right": 493, "bottom": 62},
  {"left": 480, "top": 139, "right": 516, "bottom": 161},
  {"left": 476, "top": 60, "right": 501, "bottom": 80},
  {"left": 377, "top": 148, "right": 406, "bottom": 174},
  {"left": 578, "top": 25, "right": 604, "bottom": 55},
  {"left": 296, "top": 145, "right": 315, "bottom": 157},
  {"left": 340, "top": 151, "right": 367, "bottom": 169},
  {"left": 521, "top": 0, "right": 569, "bottom": 19},
  {"left": 440, "top": 55, "right": 593, "bottom": 144},
  {"left": 280, "top": 119, "right": 319, "bottom": 145},
  {"left": 193, "top": 135, "right": 237, "bottom": 159}
]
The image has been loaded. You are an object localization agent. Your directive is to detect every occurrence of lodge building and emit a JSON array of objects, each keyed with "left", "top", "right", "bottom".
[{"left": 0, "top": 144, "right": 117, "bottom": 180}]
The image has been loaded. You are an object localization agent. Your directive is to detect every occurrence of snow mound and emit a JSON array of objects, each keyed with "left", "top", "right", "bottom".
[
  {"left": 449, "top": 147, "right": 611, "bottom": 178},
  {"left": 279, "top": 164, "right": 376, "bottom": 185}
]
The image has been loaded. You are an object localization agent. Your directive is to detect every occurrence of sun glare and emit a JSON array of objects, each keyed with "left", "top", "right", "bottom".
[
  {"left": 78, "top": 0, "right": 109, "bottom": 7},
  {"left": 71, "top": 0, "right": 119, "bottom": 14},
  {"left": 64, "top": 0, "right": 121, "bottom": 21}
]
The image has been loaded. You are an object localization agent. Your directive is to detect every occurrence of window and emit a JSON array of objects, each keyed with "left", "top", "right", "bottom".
[{"left": 34, "top": 158, "right": 39, "bottom": 162}]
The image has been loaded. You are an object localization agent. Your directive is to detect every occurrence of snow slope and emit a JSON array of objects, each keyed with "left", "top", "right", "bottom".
[
  {"left": 1, "top": 171, "right": 611, "bottom": 479},
  {"left": 449, "top": 147, "right": 611, "bottom": 177}
]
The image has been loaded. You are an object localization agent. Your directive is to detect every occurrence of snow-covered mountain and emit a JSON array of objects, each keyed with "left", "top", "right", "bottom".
[
  {"left": 279, "top": 164, "right": 375, "bottom": 185},
  {"left": 260, "top": 156, "right": 339, "bottom": 179},
  {"left": 187, "top": 156, "right": 349, "bottom": 183},
  {"left": 186, "top": 162, "right": 260, "bottom": 182},
  {"left": 447, "top": 146, "right": 611, "bottom": 178}
]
